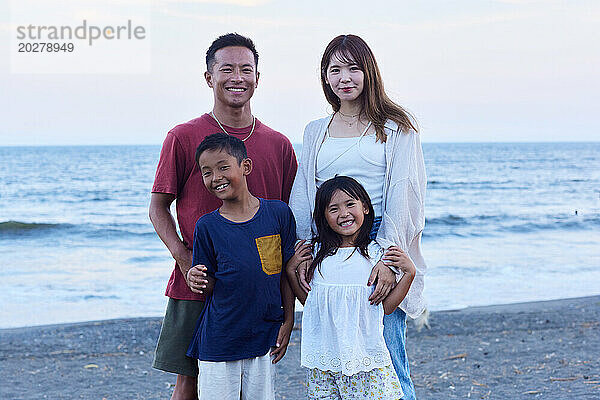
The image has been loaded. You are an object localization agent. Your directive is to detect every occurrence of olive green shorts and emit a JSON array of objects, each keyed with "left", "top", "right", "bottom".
[{"left": 152, "top": 298, "right": 205, "bottom": 377}]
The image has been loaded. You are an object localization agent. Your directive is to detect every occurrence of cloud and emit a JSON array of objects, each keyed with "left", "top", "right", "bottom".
[
  {"left": 158, "top": 7, "right": 316, "bottom": 28},
  {"left": 9, "top": 0, "right": 152, "bottom": 24},
  {"left": 378, "top": 2, "right": 598, "bottom": 33},
  {"left": 380, "top": 11, "right": 540, "bottom": 32},
  {"left": 0, "top": 22, "right": 14, "bottom": 32},
  {"left": 160, "top": 0, "right": 272, "bottom": 6},
  {"left": 491, "top": 0, "right": 560, "bottom": 4}
]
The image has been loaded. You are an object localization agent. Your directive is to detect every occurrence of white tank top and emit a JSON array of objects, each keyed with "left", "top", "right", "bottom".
[{"left": 316, "top": 123, "right": 386, "bottom": 216}]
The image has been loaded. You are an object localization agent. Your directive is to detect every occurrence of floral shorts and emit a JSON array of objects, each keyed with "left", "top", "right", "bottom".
[{"left": 306, "top": 364, "right": 404, "bottom": 399}]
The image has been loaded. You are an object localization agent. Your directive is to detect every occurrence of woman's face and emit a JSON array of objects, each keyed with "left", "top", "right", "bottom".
[{"left": 325, "top": 52, "right": 364, "bottom": 104}]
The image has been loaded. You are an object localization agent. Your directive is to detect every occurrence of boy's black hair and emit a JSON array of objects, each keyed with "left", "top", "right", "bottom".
[
  {"left": 206, "top": 33, "right": 259, "bottom": 72},
  {"left": 307, "top": 176, "right": 375, "bottom": 282},
  {"left": 195, "top": 133, "right": 248, "bottom": 166}
]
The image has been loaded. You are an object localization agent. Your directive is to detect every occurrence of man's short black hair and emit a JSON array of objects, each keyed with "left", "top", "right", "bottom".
[
  {"left": 195, "top": 133, "right": 248, "bottom": 166},
  {"left": 206, "top": 33, "right": 259, "bottom": 72}
]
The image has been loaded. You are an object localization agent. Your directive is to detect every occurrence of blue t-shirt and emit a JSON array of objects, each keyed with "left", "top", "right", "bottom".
[{"left": 186, "top": 198, "right": 296, "bottom": 361}]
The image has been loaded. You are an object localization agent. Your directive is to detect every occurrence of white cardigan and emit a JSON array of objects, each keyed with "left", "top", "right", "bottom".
[{"left": 289, "top": 115, "right": 427, "bottom": 318}]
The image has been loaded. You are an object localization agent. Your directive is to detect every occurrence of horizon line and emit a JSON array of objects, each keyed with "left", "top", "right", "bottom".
[{"left": 2, "top": 140, "right": 600, "bottom": 148}]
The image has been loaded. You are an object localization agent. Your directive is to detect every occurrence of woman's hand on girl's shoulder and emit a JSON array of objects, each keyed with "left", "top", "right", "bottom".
[{"left": 382, "top": 246, "right": 416, "bottom": 277}]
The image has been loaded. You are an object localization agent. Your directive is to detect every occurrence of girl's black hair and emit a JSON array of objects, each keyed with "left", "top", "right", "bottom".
[{"left": 307, "top": 176, "right": 375, "bottom": 282}]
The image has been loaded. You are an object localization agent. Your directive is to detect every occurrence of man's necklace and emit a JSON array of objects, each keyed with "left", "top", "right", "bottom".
[{"left": 210, "top": 111, "right": 256, "bottom": 142}]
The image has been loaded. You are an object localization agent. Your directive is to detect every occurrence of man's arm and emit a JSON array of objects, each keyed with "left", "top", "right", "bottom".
[{"left": 149, "top": 192, "right": 192, "bottom": 279}]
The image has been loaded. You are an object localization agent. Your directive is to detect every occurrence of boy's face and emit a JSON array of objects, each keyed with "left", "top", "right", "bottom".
[{"left": 198, "top": 148, "right": 252, "bottom": 201}]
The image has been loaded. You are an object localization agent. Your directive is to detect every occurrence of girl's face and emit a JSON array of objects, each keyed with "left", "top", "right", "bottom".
[
  {"left": 325, "top": 189, "right": 369, "bottom": 247},
  {"left": 325, "top": 52, "right": 365, "bottom": 104}
]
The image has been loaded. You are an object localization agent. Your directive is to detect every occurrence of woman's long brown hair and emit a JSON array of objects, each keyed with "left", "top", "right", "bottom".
[{"left": 320, "top": 34, "right": 418, "bottom": 142}]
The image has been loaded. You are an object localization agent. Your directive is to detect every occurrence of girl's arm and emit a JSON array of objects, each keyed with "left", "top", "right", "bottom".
[
  {"left": 381, "top": 246, "right": 416, "bottom": 315},
  {"left": 187, "top": 265, "right": 215, "bottom": 296},
  {"left": 285, "top": 242, "right": 312, "bottom": 304}
]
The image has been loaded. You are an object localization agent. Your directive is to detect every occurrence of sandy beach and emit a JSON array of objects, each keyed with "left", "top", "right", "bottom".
[{"left": 1, "top": 295, "right": 598, "bottom": 400}]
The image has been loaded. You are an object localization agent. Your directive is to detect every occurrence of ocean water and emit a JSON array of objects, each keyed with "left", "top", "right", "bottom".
[{"left": 1, "top": 143, "right": 599, "bottom": 328}]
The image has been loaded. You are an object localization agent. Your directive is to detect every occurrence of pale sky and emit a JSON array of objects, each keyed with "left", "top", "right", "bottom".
[{"left": 1, "top": 0, "right": 598, "bottom": 146}]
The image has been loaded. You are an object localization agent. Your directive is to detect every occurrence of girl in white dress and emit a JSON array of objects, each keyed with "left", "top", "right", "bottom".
[{"left": 286, "top": 176, "right": 416, "bottom": 399}]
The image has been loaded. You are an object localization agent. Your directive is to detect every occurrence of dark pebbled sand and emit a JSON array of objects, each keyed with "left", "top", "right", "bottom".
[{"left": 1, "top": 296, "right": 599, "bottom": 400}]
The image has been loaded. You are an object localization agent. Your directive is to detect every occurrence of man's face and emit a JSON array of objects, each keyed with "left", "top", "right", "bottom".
[{"left": 205, "top": 46, "right": 259, "bottom": 110}]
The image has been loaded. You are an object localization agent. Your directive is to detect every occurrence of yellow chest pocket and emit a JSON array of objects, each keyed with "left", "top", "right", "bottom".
[{"left": 255, "top": 234, "right": 282, "bottom": 275}]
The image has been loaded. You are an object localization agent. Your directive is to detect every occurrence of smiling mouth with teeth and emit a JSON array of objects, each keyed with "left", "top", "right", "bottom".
[
  {"left": 227, "top": 88, "right": 246, "bottom": 92},
  {"left": 215, "top": 183, "right": 229, "bottom": 190},
  {"left": 339, "top": 220, "right": 354, "bottom": 227}
]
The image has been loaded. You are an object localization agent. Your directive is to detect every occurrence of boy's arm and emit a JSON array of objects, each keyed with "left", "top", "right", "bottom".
[
  {"left": 286, "top": 261, "right": 308, "bottom": 304},
  {"left": 270, "top": 205, "right": 307, "bottom": 363},
  {"left": 270, "top": 273, "right": 295, "bottom": 364},
  {"left": 280, "top": 273, "right": 295, "bottom": 326},
  {"left": 381, "top": 247, "right": 416, "bottom": 315},
  {"left": 188, "top": 220, "right": 218, "bottom": 295}
]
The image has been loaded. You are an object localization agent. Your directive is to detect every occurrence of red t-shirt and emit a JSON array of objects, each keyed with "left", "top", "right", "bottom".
[{"left": 152, "top": 113, "right": 298, "bottom": 300}]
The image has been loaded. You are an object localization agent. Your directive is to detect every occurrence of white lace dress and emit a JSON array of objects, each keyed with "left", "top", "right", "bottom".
[{"left": 301, "top": 243, "right": 393, "bottom": 376}]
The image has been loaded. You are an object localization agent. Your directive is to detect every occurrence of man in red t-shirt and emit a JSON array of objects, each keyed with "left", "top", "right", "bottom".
[{"left": 150, "top": 33, "right": 297, "bottom": 400}]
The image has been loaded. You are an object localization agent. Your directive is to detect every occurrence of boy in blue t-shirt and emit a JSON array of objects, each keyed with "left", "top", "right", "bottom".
[{"left": 185, "top": 133, "right": 296, "bottom": 400}]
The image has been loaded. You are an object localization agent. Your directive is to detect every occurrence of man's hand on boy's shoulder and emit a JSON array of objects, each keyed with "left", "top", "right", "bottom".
[
  {"left": 187, "top": 265, "right": 214, "bottom": 296},
  {"left": 270, "top": 320, "right": 293, "bottom": 364}
]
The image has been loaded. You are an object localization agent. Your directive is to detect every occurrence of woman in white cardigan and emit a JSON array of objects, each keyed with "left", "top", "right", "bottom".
[{"left": 289, "top": 34, "right": 426, "bottom": 399}]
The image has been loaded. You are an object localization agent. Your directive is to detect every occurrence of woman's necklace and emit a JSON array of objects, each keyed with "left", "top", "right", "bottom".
[
  {"left": 337, "top": 110, "right": 360, "bottom": 128},
  {"left": 210, "top": 111, "right": 256, "bottom": 142}
]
